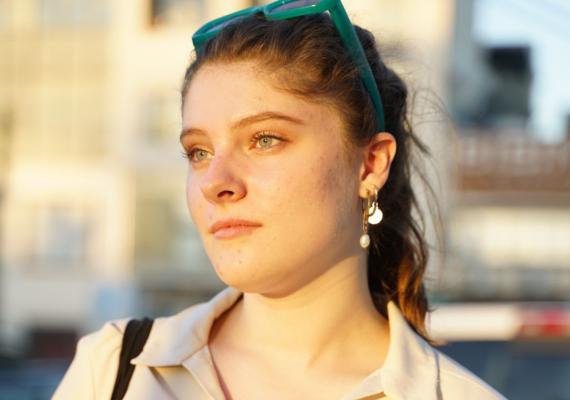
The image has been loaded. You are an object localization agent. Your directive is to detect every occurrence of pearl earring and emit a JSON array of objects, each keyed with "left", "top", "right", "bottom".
[{"left": 360, "top": 186, "right": 383, "bottom": 249}]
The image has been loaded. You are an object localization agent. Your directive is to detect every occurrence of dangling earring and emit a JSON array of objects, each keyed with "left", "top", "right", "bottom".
[{"left": 360, "top": 185, "right": 383, "bottom": 249}]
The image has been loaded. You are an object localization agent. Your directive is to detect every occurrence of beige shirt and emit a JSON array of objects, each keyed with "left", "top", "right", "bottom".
[{"left": 53, "top": 286, "right": 507, "bottom": 400}]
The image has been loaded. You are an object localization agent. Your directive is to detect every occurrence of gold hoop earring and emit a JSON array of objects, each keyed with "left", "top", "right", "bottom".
[{"left": 360, "top": 186, "right": 383, "bottom": 249}]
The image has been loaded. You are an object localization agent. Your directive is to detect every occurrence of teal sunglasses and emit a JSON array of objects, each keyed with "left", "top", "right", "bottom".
[{"left": 192, "top": 0, "right": 386, "bottom": 132}]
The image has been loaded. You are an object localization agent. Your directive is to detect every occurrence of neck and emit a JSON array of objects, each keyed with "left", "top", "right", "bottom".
[{"left": 214, "top": 254, "right": 390, "bottom": 372}]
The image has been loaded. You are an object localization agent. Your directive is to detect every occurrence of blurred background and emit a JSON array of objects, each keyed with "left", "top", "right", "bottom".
[{"left": 0, "top": 0, "right": 569, "bottom": 398}]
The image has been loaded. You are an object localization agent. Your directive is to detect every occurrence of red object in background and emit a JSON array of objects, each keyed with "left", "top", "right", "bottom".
[{"left": 518, "top": 307, "right": 570, "bottom": 338}]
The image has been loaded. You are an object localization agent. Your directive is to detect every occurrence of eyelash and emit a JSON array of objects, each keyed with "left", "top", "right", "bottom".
[{"left": 181, "top": 131, "right": 284, "bottom": 163}]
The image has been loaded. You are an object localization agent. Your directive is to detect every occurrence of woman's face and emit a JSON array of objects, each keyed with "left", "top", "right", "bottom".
[{"left": 181, "top": 61, "right": 364, "bottom": 295}]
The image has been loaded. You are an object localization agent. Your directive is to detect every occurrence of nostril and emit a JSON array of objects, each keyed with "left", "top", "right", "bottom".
[
  {"left": 201, "top": 176, "right": 246, "bottom": 204},
  {"left": 217, "top": 190, "right": 234, "bottom": 198}
]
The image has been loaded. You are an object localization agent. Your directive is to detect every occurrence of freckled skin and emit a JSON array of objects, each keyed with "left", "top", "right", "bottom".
[{"left": 182, "top": 62, "right": 363, "bottom": 296}]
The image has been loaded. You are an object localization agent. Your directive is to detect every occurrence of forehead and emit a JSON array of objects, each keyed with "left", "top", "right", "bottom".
[{"left": 182, "top": 61, "right": 340, "bottom": 131}]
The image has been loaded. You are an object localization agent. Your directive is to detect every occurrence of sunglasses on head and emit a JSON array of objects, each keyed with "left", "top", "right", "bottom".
[{"left": 192, "top": 0, "right": 386, "bottom": 133}]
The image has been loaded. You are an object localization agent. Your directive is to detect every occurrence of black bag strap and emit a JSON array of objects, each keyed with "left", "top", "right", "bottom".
[{"left": 110, "top": 317, "right": 154, "bottom": 400}]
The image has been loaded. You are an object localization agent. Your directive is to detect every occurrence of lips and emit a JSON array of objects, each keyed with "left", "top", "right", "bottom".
[{"left": 209, "top": 219, "right": 262, "bottom": 238}]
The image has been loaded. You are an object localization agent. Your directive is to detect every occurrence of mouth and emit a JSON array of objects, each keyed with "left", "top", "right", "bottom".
[{"left": 209, "top": 219, "right": 262, "bottom": 240}]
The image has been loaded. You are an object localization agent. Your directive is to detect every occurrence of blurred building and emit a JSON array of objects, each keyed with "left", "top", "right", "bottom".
[
  {"left": 441, "top": 132, "right": 570, "bottom": 301},
  {"left": 0, "top": 0, "right": 259, "bottom": 356},
  {"left": 0, "top": 0, "right": 456, "bottom": 357},
  {"left": 439, "top": 0, "right": 570, "bottom": 301}
]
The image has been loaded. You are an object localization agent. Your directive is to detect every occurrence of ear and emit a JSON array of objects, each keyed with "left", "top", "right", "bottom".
[{"left": 358, "top": 132, "right": 397, "bottom": 198}]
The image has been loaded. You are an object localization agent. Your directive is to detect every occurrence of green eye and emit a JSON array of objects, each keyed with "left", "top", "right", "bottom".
[
  {"left": 193, "top": 149, "right": 209, "bottom": 161},
  {"left": 252, "top": 131, "right": 283, "bottom": 149},
  {"left": 182, "top": 148, "right": 211, "bottom": 164},
  {"left": 258, "top": 136, "right": 275, "bottom": 148}
]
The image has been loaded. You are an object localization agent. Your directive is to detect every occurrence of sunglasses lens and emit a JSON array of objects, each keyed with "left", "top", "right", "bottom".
[{"left": 269, "top": 0, "right": 320, "bottom": 13}]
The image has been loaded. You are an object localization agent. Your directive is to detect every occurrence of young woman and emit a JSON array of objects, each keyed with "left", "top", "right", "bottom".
[{"left": 54, "top": 1, "right": 506, "bottom": 399}]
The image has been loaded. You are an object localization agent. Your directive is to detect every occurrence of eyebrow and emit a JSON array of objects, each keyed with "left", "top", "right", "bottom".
[{"left": 179, "top": 111, "right": 305, "bottom": 141}]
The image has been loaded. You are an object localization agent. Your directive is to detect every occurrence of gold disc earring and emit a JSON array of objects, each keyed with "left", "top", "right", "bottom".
[
  {"left": 360, "top": 185, "right": 383, "bottom": 249},
  {"left": 367, "top": 192, "right": 383, "bottom": 225}
]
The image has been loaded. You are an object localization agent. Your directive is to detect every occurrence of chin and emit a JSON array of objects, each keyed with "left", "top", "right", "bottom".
[{"left": 210, "top": 257, "right": 289, "bottom": 294}]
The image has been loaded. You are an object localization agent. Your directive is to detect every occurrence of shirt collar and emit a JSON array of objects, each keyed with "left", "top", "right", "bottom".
[
  {"left": 132, "top": 286, "right": 439, "bottom": 400},
  {"left": 380, "top": 301, "right": 440, "bottom": 400},
  {"left": 132, "top": 286, "right": 242, "bottom": 366}
]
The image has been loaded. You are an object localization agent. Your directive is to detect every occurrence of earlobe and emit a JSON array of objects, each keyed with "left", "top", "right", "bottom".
[{"left": 359, "top": 174, "right": 383, "bottom": 198}]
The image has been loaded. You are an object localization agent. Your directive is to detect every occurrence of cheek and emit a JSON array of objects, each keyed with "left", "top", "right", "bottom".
[
  {"left": 313, "top": 141, "right": 356, "bottom": 195},
  {"left": 282, "top": 151, "right": 357, "bottom": 231},
  {"left": 186, "top": 173, "right": 206, "bottom": 226},
  {"left": 317, "top": 156, "right": 358, "bottom": 222}
]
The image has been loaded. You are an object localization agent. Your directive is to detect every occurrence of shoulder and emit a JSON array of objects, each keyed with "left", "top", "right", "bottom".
[
  {"left": 53, "top": 289, "right": 236, "bottom": 399},
  {"left": 78, "top": 318, "right": 129, "bottom": 351},
  {"left": 52, "top": 304, "right": 206, "bottom": 400},
  {"left": 434, "top": 348, "right": 507, "bottom": 400},
  {"left": 52, "top": 318, "right": 129, "bottom": 400},
  {"left": 383, "top": 301, "right": 508, "bottom": 399}
]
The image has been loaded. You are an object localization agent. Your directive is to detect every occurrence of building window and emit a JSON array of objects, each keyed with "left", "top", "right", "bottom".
[
  {"left": 11, "top": 202, "right": 95, "bottom": 270},
  {"left": 135, "top": 195, "right": 175, "bottom": 266},
  {"left": 39, "top": 205, "right": 91, "bottom": 268},
  {"left": 484, "top": 46, "right": 532, "bottom": 122},
  {"left": 149, "top": 0, "right": 205, "bottom": 28},
  {"left": 142, "top": 92, "right": 180, "bottom": 145},
  {"left": 39, "top": 0, "right": 109, "bottom": 28},
  {"left": 0, "top": 107, "right": 14, "bottom": 164},
  {"left": 134, "top": 182, "right": 209, "bottom": 272}
]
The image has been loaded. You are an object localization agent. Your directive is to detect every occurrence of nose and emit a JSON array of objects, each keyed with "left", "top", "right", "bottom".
[{"left": 199, "top": 153, "right": 247, "bottom": 205}]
